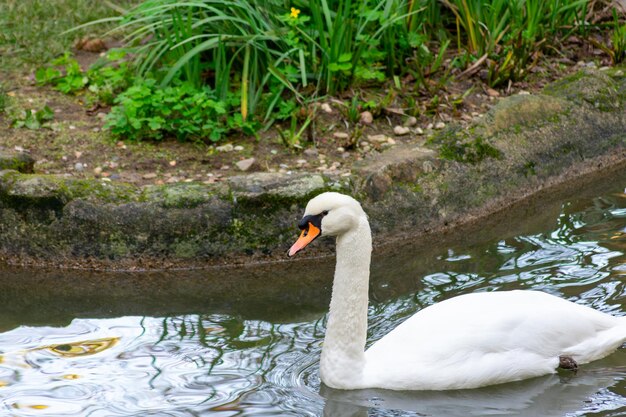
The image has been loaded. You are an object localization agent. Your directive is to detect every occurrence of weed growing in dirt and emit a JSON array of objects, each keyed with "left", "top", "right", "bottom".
[{"left": 11, "top": 106, "right": 54, "bottom": 130}]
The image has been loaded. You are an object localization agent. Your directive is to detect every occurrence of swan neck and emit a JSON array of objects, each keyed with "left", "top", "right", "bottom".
[{"left": 320, "top": 217, "right": 371, "bottom": 389}]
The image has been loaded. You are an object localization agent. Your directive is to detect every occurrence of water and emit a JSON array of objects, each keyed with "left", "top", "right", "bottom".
[{"left": 0, "top": 175, "right": 625, "bottom": 416}]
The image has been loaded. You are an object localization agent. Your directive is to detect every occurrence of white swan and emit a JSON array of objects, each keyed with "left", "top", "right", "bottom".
[{"left": 288, "top": 192, "right": 626, "bottom": 391}]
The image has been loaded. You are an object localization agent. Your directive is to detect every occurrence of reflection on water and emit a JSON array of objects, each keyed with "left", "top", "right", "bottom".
[{"left": 0, "top": 186, "right": 624, "bottom": 416}]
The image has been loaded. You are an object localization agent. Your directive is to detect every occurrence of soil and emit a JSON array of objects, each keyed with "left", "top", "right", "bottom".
[{"left": 0, "top": 39, "right": 613, "bottom": 188}]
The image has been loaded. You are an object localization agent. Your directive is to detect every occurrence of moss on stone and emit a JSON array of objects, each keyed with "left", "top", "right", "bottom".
[
  {"left": 543, "top": 69, "right": 621, "bottom": 112},
  {"left": 0, "top": 151, "right": 35, "bottom": 173},
  {"left": 143, "top": 183, "right": 226, "bottom": 208}
]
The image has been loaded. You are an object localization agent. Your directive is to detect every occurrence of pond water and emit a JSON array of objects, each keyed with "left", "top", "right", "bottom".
[{"left": 0, "top": 173, "right": 625, "bottom": 416}]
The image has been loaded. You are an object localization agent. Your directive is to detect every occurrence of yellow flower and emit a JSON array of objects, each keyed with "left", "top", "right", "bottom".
[{"left": 290, "top": 7, "right": 300, "bottom": 19}]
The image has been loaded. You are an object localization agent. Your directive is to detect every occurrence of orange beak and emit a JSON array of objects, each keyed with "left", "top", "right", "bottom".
[{"left": 288, "top": 223, "right": 321, "bottom": 257}]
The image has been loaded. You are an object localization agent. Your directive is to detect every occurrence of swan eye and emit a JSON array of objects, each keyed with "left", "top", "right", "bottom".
[{"left": 322, "top": 210, "right": 329, "bottom": 216}]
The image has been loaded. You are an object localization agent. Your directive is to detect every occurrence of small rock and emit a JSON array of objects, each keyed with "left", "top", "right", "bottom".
[
  {"left": 74, "top": 162, "right": 84, "bottom": 172},
  {"left": 368, "top": 134, "right": 389, "bottom": 143},
  {"left": 518, "top": 90, "right": 531, "bottom": 95},
  {"left": 234, "top": 145, "right": 244, "bottom": 151},
  {"left": 169, "top": 160, "right": 177, "bottom": 167},
  {"left": 93, "top": 166, "right": 103, "bottom": 176},
  {"left": 426, "top": 123, "right": 434, "bottom": 130},
  {"left": 143, "top": 172, "right": 158, "bottom": 179},
  {"left": 296, "top": 159, "right": 307, "bottom": 165},
  {"left": 216, "top": 143, "right": 234, "bottom": 152},
  {"left": 387, "top": 138, "right": 396, "bottom": 145},
  {"left": 336, "top": 146, "right": 345, "bottom": 153},
  {"left": 393, "top": 125, "right": 410, "bottom": 136},
  {"left": 321, "top": 103, "right": 333, "bottom": 113},
  {"left": 359, "top": 141, "right": 369, "bottom": 147},
  {"left": 14, "top": 146, "right": 25, "bottom": 153},
  {"left": 74, "top": 151, "right": 82, "bottom": 159},
  {"left": 415, "top": 127, "right": 424, "bottom": 135},
  {"left": 109, "top": 161, "right": 119, "bottom": 169},
  {"left": 486, "top": 88, "right": 500, "bottom": 97},
  {"left": 333, "top": 132, "right": 349, "bottom": 140},
  {"left": 615, "top": 70, "right": 624, "bottom": 76},
  {"left": 270, "top": 149, "right": 278, "bottom": 155},
  {"left": 360, "top": 111, "right": 373, "bottom": 125},
  {"left": 404, "top": 116, "right": 418, "bottom": 127},
  {"left": 166, "top": 177, "right": 179, "bottom": 183},
  {"left": 304, "top": 148, "right": 319, "bottom": 157},
  {"left": 92, "top": 127, "right": 100, "bottom": 132},
  {"left": 434, "top": 122, "right": 446, "bottom": 130},
  {"left": 110, "top": 174, "right": 120, "bottom": 180},
  {"left": 220, "top": 165, "right": 230, "bottom": 170},
  {"left": 69, "top": 125, "right": 76, "bottom": 130},
  {"left": 235, "top": 157, "right": 256, "bottom": 172},
  {"left": 96, "top": 112, "right": 107, "bottom": 120}
]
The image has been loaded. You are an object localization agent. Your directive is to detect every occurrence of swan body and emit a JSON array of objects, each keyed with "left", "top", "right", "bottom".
[{"left": 288, "top": 192, "right": 626, "bottom": 391}]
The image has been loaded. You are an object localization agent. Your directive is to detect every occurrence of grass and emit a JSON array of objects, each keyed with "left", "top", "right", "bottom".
[{"left": 0, "top": 0, "right": 137, "bottom": 72}]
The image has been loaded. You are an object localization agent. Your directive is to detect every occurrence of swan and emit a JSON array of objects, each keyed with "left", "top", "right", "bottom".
[{"left": 288, "top": 192, "right": 626, "bottom": 391}]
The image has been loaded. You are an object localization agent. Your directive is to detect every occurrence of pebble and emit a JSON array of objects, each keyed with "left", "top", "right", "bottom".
[
  {"left": 220, "top": 165, "right": 230, "bottom": 170},
  {"left": 486, "top": 88, "right": 500, "bottom": 97},
  {"left": 235, "top": 157, "right": 256, "bottom": 172},
  {"left": 615, "top": 70, "right": 624, "bottom": 76},
  {"left": 92, "top": 127, "right": 100, "bottom": 132},
  {"left": 303, "top": 148, "right": 319, "bottom": 157},
  {"left": 426, "top": 123, "right": 434, "bottom": 130},
  {"left": 143, "top": 172, "right": 158, "bottom": 179},
  {"left": 234, "top": 145, "right": 244, "bottom": 151},
  {"left": 434, "top": 122, "right": 446, "bottom": 130},
  {"left": 96, "top": 112, "right": 107, "bottom": 120},
  {"left": 336, "top": 146, "right": 345, "bottom": 153},
  {"left": 296, "top": 159, "right": 307, "bottom": 165},
  {"left": 387, "top": 138, "right": 396, "bottom": 145},
  {"left": 270, "top": 149, "right": 278, "bottom": 155},
  {"left": 368, "top": 134, "right": 389, "bottom": 143},
  {"left": 404, "top": 116, "right": 418, "bottom": 127},
  {"left": 74, "top": 162, "right": 84, "bottom": 172},
  {"left": 359, "top": 111, "right": 373, "bottom": 125},
  {"left": 74, "top": 151, "right": 82, "bottom": 159},
  {"left": 333, "top": 132, "right": 349, "bottom": 140},
  {"left": 393, "top": 125, "right": 411, "bottom": 136},
  {"left": 93, "top": 166, "right": 103, "bottom": 176},
  {"left": 321, "top": 103, "right": 333, "bottom": 113},
  {"left": 415, "top": 127, "right": 424, "bottom": 135},
  {"left": 518, "top": 90, "right": 531, "bottom": 95},
  {"left": 110, "top": 174, "right": 120, "bottom": 180},
  {"left": 166, "top": 177, "right": 179, "bottom": 183},
  {"left": 169, "top": 160, "right": 177, "bottom": 167},
  {"left": 216, "top": 143, "right": 234, "bottom": 152},
  {"left": 69, "top": 125, "right": 76, "bottom": 130}
]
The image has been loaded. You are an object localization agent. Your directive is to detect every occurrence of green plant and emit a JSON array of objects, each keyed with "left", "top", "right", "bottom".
[
  {"left": 11, "top": 105, "right": 54, "bottom": 130},
  {"left": 0, "top": 85, "right": 7, "bottom": 114},
  {"left": 439, "top": 135, "right": 502, "bottom": 164},
  {"left": 35, "top": 51, "right": 133, "bottom": 104},
  {"left": 276, "top": 113, "right": 312, "bottom": 149},
  {"left": 105, "top": 78, "right": 255, "bottom": 142}
]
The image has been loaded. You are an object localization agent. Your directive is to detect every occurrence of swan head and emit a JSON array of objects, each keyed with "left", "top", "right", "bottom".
[{"left": 288, "top": 192, "right": 366, "bottom": 257}]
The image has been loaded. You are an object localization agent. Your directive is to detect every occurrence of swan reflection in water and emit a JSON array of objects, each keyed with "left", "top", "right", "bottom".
[{"left": 320, "top": 349, "right": 626, "bottom": 417}]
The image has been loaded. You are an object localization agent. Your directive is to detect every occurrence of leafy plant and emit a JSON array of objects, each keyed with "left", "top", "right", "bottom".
[
  {"left": 105, "top": 78, "right": 255, "bottom": 142},
  {"left": 35, "top": 53, "right": 88, "bottom": 94},
  {"left": 11, "top": 105, "right": 54, "bottom": 130}
]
